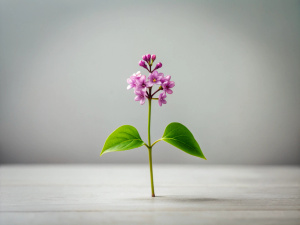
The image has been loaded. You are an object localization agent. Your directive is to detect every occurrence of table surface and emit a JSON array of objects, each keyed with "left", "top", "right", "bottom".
[{"left": 0, "top": 165, "right": 299, "bottom": 225}]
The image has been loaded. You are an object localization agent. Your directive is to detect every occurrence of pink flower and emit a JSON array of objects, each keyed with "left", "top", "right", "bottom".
[
  {"left": 136, "top": 75, "right": 150, "bottom": 91},
  {"left": 127, "top": 71, "right": 142, "bottom": 90},
  {"left": 160, "top": 75, "right": 171, "bottom": 83},
  {"left": 127, "top": 77, "right": 136, "bottom": 90},
  {"left": 134, "top": 90, "right": 147, "bottom": 105},
  {"left": 158, "top": 92, "right": 167, "bottom": 106},
  {"left": 127, "top": 54, "right": 175, "bottom": 106},
  {"left": 148, "top": 71, "right": 164, "bottom": 87},
  {"left": 132, "top": 71, "right": 142, "bottom": 79},
  {"left": 162, "top": 80, "right": 175, "bottom": 94}
]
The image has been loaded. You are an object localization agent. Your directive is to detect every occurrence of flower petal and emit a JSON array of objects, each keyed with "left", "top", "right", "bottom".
[
  {"left": 169, "top": 81, "right": 175, "bottom": 88},
  {"left": 147, "top": 82, "right": 154, "bottom": 87},
  {"left": 157, "top": 74, "right": 163, "bottom": 81},
  {"left": 166, "top": 89, "right": 173, "bottom": 94}
]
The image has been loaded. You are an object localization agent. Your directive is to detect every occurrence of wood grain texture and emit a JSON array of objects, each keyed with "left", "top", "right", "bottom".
[{"left": 0, "top": 165, "right": 299, "bottom": 224}]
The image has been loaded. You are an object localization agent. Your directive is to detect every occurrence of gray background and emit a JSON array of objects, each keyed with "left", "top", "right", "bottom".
[{"left": 0, "top": 0, "right": 299, "bottom": 164}]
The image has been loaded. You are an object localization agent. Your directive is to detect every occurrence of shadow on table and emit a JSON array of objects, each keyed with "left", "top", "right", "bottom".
[{"left": 131, "top": 196, "right": 221, "bottom": 203}]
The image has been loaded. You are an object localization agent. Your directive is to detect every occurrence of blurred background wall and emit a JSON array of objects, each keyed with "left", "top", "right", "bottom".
[{"left": 0, "top": 0, "right": 299, "bottom": 164}]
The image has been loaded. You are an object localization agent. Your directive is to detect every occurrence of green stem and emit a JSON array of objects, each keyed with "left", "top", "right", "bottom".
[
  {"left": 148, "top": 94, "right": 152, "bottom": 147},
  {"left": 148, "top": 96, "right": 155, "bottom": 197},
  {"left": 151, "top": 139, "right": 162, "bottom": 148}
]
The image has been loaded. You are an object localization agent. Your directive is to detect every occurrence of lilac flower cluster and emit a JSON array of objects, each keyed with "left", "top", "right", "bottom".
[{"left": 127, "top": 54, "right": 175, "bottom": 106}]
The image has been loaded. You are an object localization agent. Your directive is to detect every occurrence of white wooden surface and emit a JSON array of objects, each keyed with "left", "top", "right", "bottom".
[{"left": 0, "top": 165, "right": 299, "bottom": 225}]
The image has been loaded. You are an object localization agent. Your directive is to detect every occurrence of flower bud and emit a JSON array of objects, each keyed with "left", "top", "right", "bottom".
[
  {"left": 147, "top": 54, "right": 151, "bottom": 62},
  {"left": 151, "top": 54, "right": 156, "bottom": 61},
  {"left": 154, "top": 62, "right": 162, "bottom": 70},
  {"left": 142, "top": 55, "right": 148, "bottom": 61},
  {"left": 139, "top": 60, "right": 148, "bottom": 69}
]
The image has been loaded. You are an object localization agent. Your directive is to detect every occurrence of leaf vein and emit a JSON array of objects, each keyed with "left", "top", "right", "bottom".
[
  {"left": 162, "top": 137, "right": 196, "bottom": 151},
  {"left": 108, "top": 138, "right": 143, "bottom": 149}
]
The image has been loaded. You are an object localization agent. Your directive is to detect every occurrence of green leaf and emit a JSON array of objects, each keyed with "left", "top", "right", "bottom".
[
  {"left": 162, "top": 122, "right": 206, "bottom": 159},
  {"left": 101, "top": 125, "right": 145, "bottom": 156}
]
